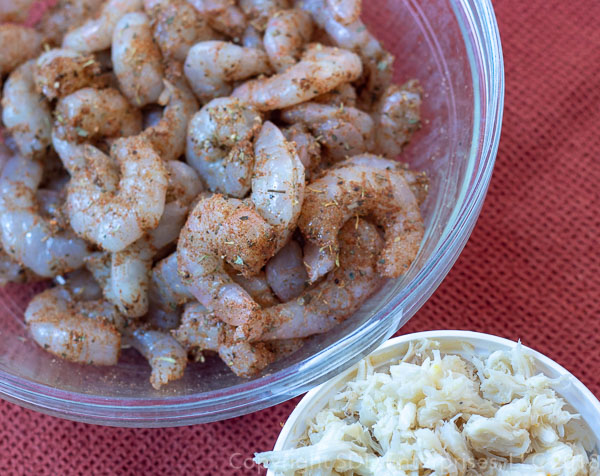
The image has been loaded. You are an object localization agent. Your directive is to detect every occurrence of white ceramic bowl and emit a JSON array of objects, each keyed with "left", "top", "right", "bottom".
[{"left": 268, "top": 330, "right": 600, "bottom": 475}]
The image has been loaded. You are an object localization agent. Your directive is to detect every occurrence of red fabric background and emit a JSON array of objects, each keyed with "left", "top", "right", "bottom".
[{"left": 1, "top": 0, "right": 600, "bottom": 474}]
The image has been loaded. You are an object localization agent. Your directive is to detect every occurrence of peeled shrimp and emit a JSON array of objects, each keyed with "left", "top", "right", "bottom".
[
  {"left": 184, "top": 41, "right": 271, "bottom": 102},
  {"left": 186, "top": 97, "right": 262, "bottom": 197},
  {"left": 2, "top": 61, "right": 52, "bottom": 159},
  {"left": 141, "top": 80, "right": 199, "bottom": 162},
  {"left": 66, "top": 136, "right": 168, "bottom": 252},
  {"left": 281, "top": 102, "right": 374, "bottom": 161},
  {"left": 129, "top": 327, "right": 187, "bottom": 389},
  {"left": 62, "top": 0, "right": 143, "bottom": 54},
  {"left": 242, "top": 24, "right": 263, "bottom": 49},
  {"left": 188, "top": 0, "right": 247, "bottom": 38},
  {"left": 0, "top": 0, "right": 35, "bottom": 23},
  {"left": 265, "top": 239, "right": 308, "bottom": 302},
  {"left": 145, "top": 0, "right": 216, "bottom": 62},
  {"left": 112, "top": 12, "right": 165, "bottom": 106},
  {"left": 239, "top": 218, "right": 384, "bottom": 341},
  {"left": 326, "top": 0, "right": 361, "bottom": 25},
  {"left": 150, "top": 251, "right": 195, "bottom": 311},
  {"left": 0, "top": 154, "right": 90, "bottom": 277},
  {"left": 61, "top": 268, "right": 104, "bottom": 301},
  {"left": 227, "top": 266, "right": 279, "bottom": 307},
  {"left": 263, "top": 9, "right": 313, "bottom": 72},
  {"left": 0, "top": 25, "right": 42, "bottom": 76},
  {"left": 239, "top": 0, "right": 291, "bottom": 30},
  {"left": 34, "top": 49, "right": 102, "bottom": 101},
  {"left": 282, "top": 123, "right": 321, "bottom": 176},
  {"left": 374, "top": 80, "right": 422, "bottom": 157},
  {"left": 38, "top": 0, "right": 105, "bottom": 46},
  {"left": 25, "top": 287, "right": 123, "bottom": 366},
  {"left": 0, "top": 249, "right": 31, "bottom": 286},
  {"left": 232, "top": 44, "right": 362, "bottom": 110},
  {"left": 173, "top": 303, "right": 276, "bottom": 377},
  {"left": 54, "top": 87, "right": 142, "bottom": 143},
  {"left": 313, "top": 82, "right": 357, "bottom": 107},
  {"left": 177, "top": 194, "right": 277, "bottom": 325},
  {"left": 299, "top": 156, "right": 424, "bottom": 279},
  {"left": 250, "top": 121, "right": 305, "bottom": 251}
]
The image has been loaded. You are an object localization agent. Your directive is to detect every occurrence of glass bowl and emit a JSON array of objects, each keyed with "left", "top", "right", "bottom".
[
  {"left": 267, "top": 331, "right": 600, "bottom": 476},
  {"left": 0, "top": 0, "right": 504, "bottom": 426}
]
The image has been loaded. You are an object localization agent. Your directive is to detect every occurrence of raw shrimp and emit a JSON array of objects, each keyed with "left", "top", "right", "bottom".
[
  {"left": 302, "top": 240, "right": 336, "bottom": 284},
  {"left": 54, "top": 87, "right": 142, "bottom": 143},
  {"left": 0, "top": 154, "right": 90, "bottom": 277},
  {"left": 173, "top": 303, "right": 276, "bottom": 377},
  {"left": 265, "top": 239, "right": 308, "bottom": 301},
  {"left": 38, "top": 0, "right": 105, "bottom": 46},
  {"left": 282, "top": 124, "right": 321, "bottom": 176},
  {"left": 281, "top": 102, "right": 374, "bottom": 161},
  {"left": 61, "top": 268, "right": 104, "bottom": 301},
  {"left": 186, "top": 97, "right": 262, "bottom": 197},
  {"left": 0, "top": 25, "right": 42, "bottom": 76},
  {"left": 242, "top": 24, "right": 263, "bottom": 49},
  {"left": 251, "top": 121, "right": 305, "bottom": 252},
  {"left": 112, "top": 12, "right": 165, "bottom": 106},
  {"left": 184, "top": 41, "right": 271, "bottom": 102},
  {"left": 150, "top": 251, "right": 195, "bottom": 311},
  {"left": 2, "top": 61, "right": 52, "bottom": 159},
  {"left": 129, "top": 327, "right": 187, "bottom": 389},
  {"left": 34, "top": 49, "right": 101, "bottom": 100},
  {"left": 263, "top": 9, "right": 313, "bottom": 72},
  {"left": 145, "top": 0, "right": 216, "bottom": 62},
  {"left": 313, "top": 82, "right": 357, "bottom": 107},
  {"left": 227, "top": 266, "right": 279, "bottom": 307},
  {"left": 0, "top": 249, "right": 32, "bottom": 286},
  {"left": 141, "top": 81, "right": 199, "bottom": 162},
  {"left": 299, "top": 156, "right": 424, "bottom": 279},
  {"left": 25, "top": 287, "right": 123, "bottom": 365},
  {"left": 188, "top": 0, "right": 247, "bottom": 38},
  {"left": 232, "top": 44, "right": 362, "bottom": 110},
  {"left": 62, "top": 0, "right": 143, "bottom": 54},
  {"left": 373, "top": 80, "right": 422, "bottom": 157},
  {"left": 66, "top": 136, "right": 168, "bottom": 252},
  {"left": 299, "top": 0, "right": 393, "bottom": 106},
  {"left": 0, "top": 0, "right": 34, "bottom": 23},
  {"left": 177, "top": 194, "right": 276, "bottom": 325},
  {"left": 326, "top": 0, "right": 361, "bottom": 25},
  {"left": 239, "top": 218, "right": 384, "bottom": 341},
  {"left": 239, "top": 0, "right": 291, "bottom": 30}
]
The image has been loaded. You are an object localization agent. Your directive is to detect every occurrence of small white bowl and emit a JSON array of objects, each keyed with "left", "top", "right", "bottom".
[{"left": 268, "top": 330, "right": 600, "bottom": 474}]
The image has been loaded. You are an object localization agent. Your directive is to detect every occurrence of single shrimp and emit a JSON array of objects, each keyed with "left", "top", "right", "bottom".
[
  {"left": 0, "top": 154, "right": 90, "bottom": 277},
  {"left": 326, "top": 0, "right": 361, "bottom": 25},
  {"left": 281, "top": 101, "right": 374, "bottom": 161},
  {"left": 373, "top": 80, "right": 423, "bottom": 157},
  {"left": 282, "top": 123, "right": 321, "bottom": 177},
  {"left": 188, "top": 0, "right": 247, "bottom": 39},
  {"left": 140, "top": 80, "right": 199, "bottom": 162},
  {"left": 66, "top": 135, "right": 169, "bottom": 252},
  {"left": 112, "top": 12, "right": 165, "bottom": 106},
  {"left": 250, "top": 121, "right": 305, "bottom": 252},
  {"left": 145, "top": 0, "right": 216, "bottom": 62},
  {"left": 34, "top": 49, "right": 102, "bottom": 100},
  {"left": 177, "top": 193, "right": 277, "bottom": 325},
  {"left": 0, "top": 0, "right": 35, "bottom": 23},
  {"left": 265, "top": 239, "right": 308, "bottom": 302},
  {"left": 38, "top": 0, "right": 105, "bottom": 46},
  {"left": 239, "top": 0, "right": 291, "bottom": 31},
  {"left": 186, "top": 96, "right": 262, "bottom": 197},
  {"left": 263, "top": 8, "right": 313, "bottom": 72},
  {"left": 150, "top": 251, "right": 195, "bottom": 311},
  {"left": 2, "top": 60, "right": 52, "bottom": 159},
  {"left": 129, "top": 326, "right": 187, "bottom": 389},
  {"left": 232, "top": 44, "right": 362, "bottom": 110},
  {"left": 0, "top": 25, "right": 42, "bottom": 77},
  {"left": 54, "top": 87, "right": 142, "bottom": 143},
  {"left": 25, "top": 287, "right": 123, "bottom": 366},
  {"left": 184, "top": 41, "right": 271, "bottom": 102},
  {"left": 299, "top": 0, "right": 393, "bottom": 107},
  {"left": 298, "top": 156, "right": 424, "bottom": 279},
  {"left": 62, "top": 0, "right": 143, "bottom": 54},
  {"left": 173, "top": 303, "right": 276, "bottom": 377},
  {"left": 239, "top": 218, "right": 384, "bottom": 341}
]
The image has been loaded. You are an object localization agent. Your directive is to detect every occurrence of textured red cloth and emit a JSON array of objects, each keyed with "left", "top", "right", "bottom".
[{"left": 1, "top": 1, "right": 600, "bottom": 474}]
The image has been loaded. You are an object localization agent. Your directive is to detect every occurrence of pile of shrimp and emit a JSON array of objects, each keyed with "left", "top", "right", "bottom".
[{"left": 0, "top": 0, "right": 429, "bottom": 389}]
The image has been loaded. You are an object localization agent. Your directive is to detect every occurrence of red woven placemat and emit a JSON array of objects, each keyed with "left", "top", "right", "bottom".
[{"left": 1, "top": 0, "right": 599, "bottom": 474}]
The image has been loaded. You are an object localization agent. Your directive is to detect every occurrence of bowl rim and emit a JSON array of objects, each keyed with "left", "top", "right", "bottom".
[
  {"left": 267, "top": 330, "right": 600, "bottom": 473},
  {"left": 0, "top": 0, "right": 506, "bottom": 426}
]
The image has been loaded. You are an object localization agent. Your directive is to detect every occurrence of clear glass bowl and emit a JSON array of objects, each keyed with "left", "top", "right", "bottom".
[{"left": 0, "top": 0, "right": 504, "bottom": 426}]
